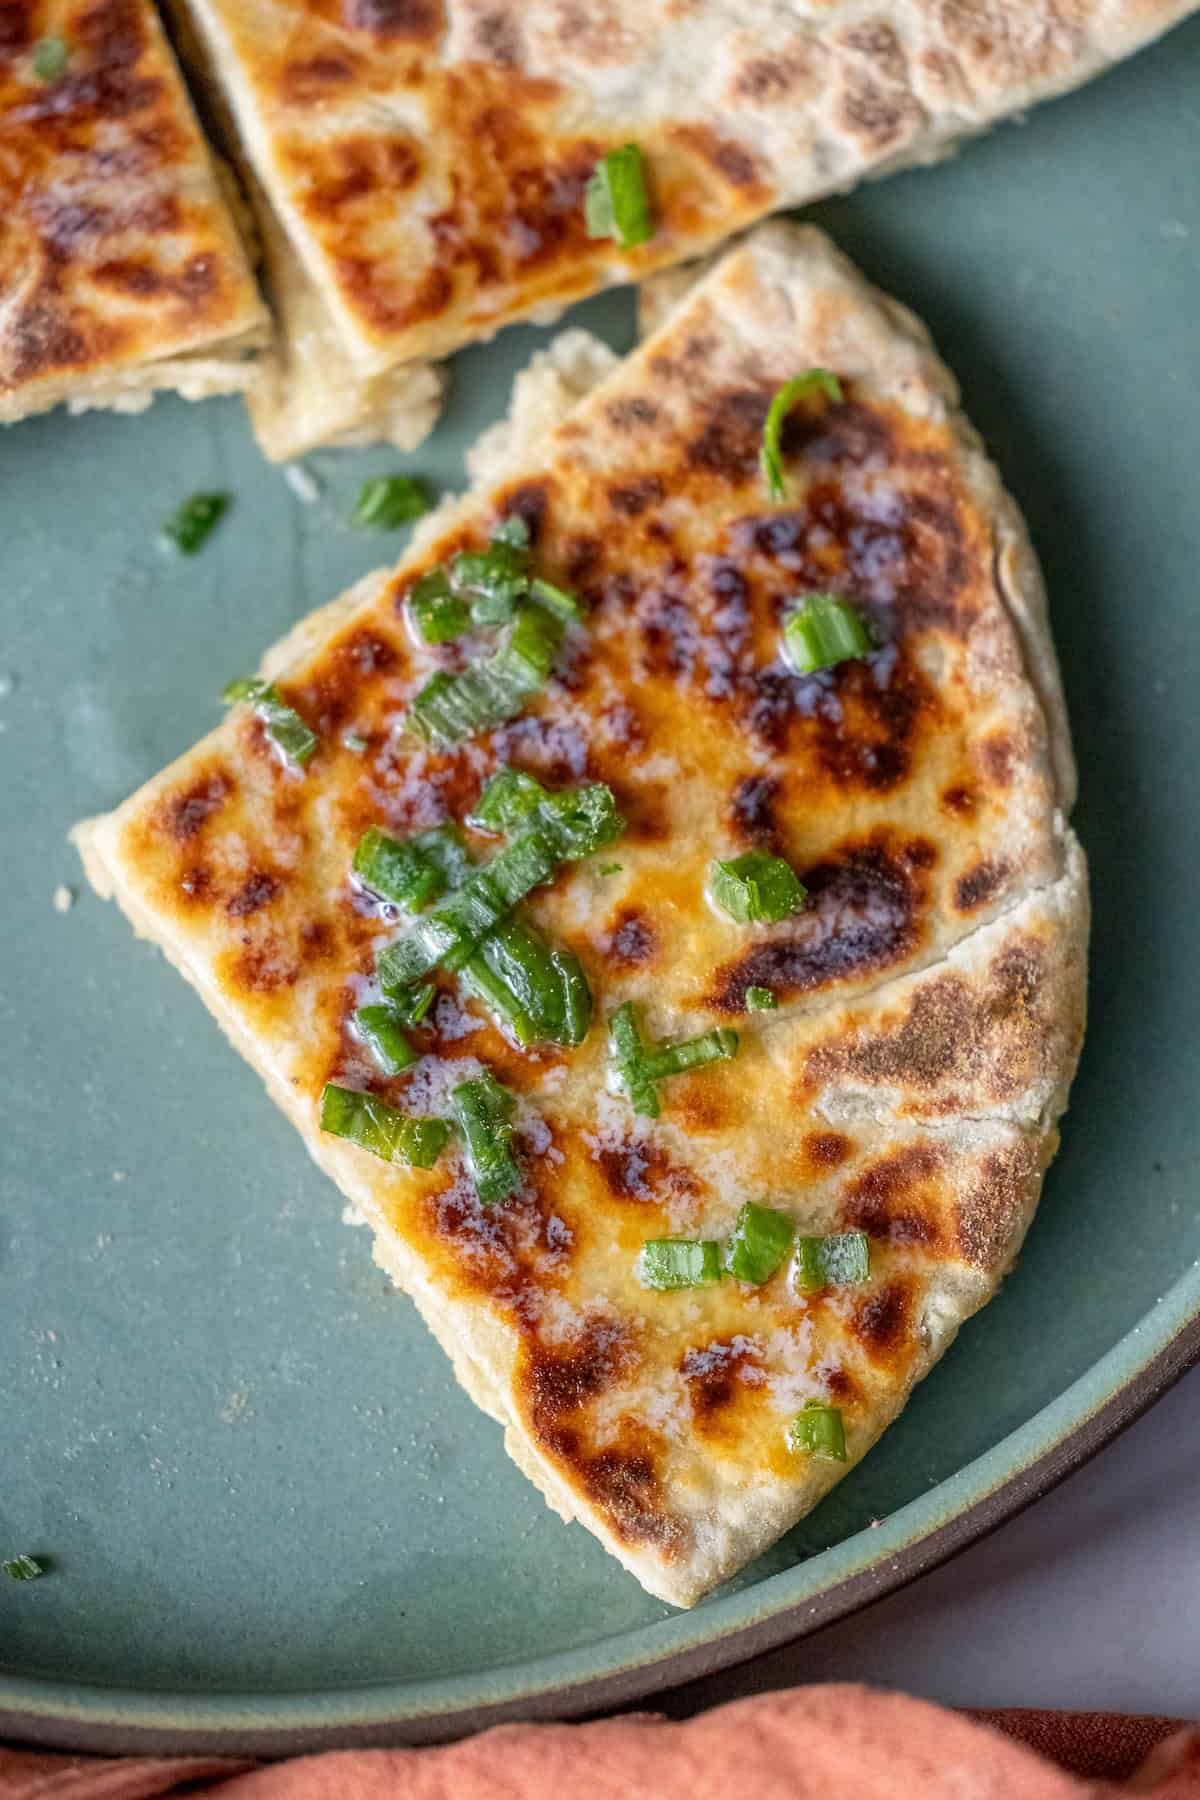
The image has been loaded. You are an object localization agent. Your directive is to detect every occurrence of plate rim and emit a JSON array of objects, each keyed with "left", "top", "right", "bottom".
[{"left": 5, "top": 1274, "right": 1198, "bottom": 1757}]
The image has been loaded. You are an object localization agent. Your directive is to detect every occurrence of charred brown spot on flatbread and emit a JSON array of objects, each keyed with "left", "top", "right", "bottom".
[
  {"left": 730, "top": 773, "right": 779, "bottom": 845},
  {"left": 303, "top": 135, "right": 423, "bottom": 221},
  {"left": 851, "top": 1278, "right": 914, "bottom": 1364},
  {"left": 670, "top": 124, "right": 764, "bottom": 193},
  {"left": 681, "top": 1337, "right": 765, "bottom": 1426},
  {"left": 954, "top": 857, "right": 1010, "bottom": 912},
  {"left": 226, "top": 869, "right": 281, "bottom": 919},
  {"left": 707, "top": 831, "right": 931, "bottom": 1011},
  {"left": 163, "top": 770, "right": 232, "bottom": 843},
  {"left": 279, "top": 53, "right": 361, "bottom": 104},
  {"left": 340, "top": 0, "right": 443, "bottom": 37},
  {"left": 837, "top": 71, "right": 925, "bottom": 155},
  {"left": 956, "top": 1137, "right": 1045, "bottom": 1270},
  {"left": 607, "top": 476, "right": 664, "bottom": 517},
  {"left": 602, "top": 906, "right": 658, "bottom": 968},
  {"left": 592, "top": 1136, "right": 700, "bottom": 1208},
  {"left": 805, "top": 1131, "right": 853, "bottom": 1169},
  {"left": 842, "top": 1146, "right": 943, "bottom": 1248}
]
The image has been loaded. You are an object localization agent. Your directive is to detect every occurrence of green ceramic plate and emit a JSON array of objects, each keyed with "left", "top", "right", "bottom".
[{"left": 3, "top": 20, "right": 1200, "bottom": 1754}]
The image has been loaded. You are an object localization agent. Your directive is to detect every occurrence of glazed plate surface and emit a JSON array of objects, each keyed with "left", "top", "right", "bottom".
[{"left": 2, "top": 19, "right": 1199, "bottom": 1752}]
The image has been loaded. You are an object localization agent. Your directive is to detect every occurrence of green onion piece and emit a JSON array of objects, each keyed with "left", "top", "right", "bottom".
[
  {"left": 406, "top": 602, "right": 564, "bottom": 746},
  {"left": 492, "top": 515, "right": 530, "bottom": 550},
  {"left": 31, "top": 36, "right": 68, "bottom": 79},
  {"left": 596, "top": 862, "right": 623, "bottom": 877},
  {"left": 725, "top": 1201, "right": 794, "bottom": 1284},
  {"left": 783, "top": 594, "right": 873, "bottom": 675},
  {"left": 451, "top": 1071, "right": 522, "bottom": 1206},
  {"left": 529, "top": 577, "right": 583, "bottom": 622},
  {"left": 585, "top": 144, "right": 654, "bottom": 248},
  {"left": 353, "top": 475, "right": 429, "bottom": 529},
  {"left": 352, "top": 823, "right": 467, "bottom": 911},
  {"left": 638, "top": 1239, "right": 723, "bottom": 1290},
  {"left": 408, "top": 568, "right": 470, "bottom": 644},
  {"left": 354, "top": 1003, "right": 417, "bottom": 1076},
  {"left": 710, "top": 850, "right": 807, "bottom": 924},
  {"left": 608, "top": 1001, "right": 662, "bottom": 1118},
  {"left": 745, "top": 985, "right": 777, "bottom": 1011},
  {"left": 388, "top": 982, "right": 436, "bottom": 1028},
  {"left": 3, "top": 1553, "right": 44, "bottom": 1581},
  {"left": 161, "top": 492, "right": 229, "bottom": 555},
  {"left": 643, "top": 1027, "right": 739, "bottom": 1081},
  {"left": 319, "top": 1083, "right": 449, "bottom": 1167},
  {"left": 342, "top": 733, "right": 368, "bottom": 754},
  {"left": 460, "top": 916, "right": 592, "bottom": 1047},
  {"left": 451, "top": 534, "right": 531, "bottom": 627},
  {"left": 222, "top": 677, "right": 317, "bottom": 767},
  {"left": 467, "top": 768, "right": 549, "bottom": 835},
  {"left": 760, "top": 370, "right": 843, "bottom": 501},
  {"left": 378, "top": 781, "right": 621, "bottom": 990},
  {"left": 792, "top": 1230, "right": 871, "bottom": 1293},
  {"left": 787, "top": 1401, "right": 848, "bottom": 1462}
]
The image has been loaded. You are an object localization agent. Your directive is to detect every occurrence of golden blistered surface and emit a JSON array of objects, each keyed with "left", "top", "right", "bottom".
[
  {"left": 0, "top": 0, "right": 263, "bottom": 408},
  {"left": 88, "top": 231, "right": 1085, "bottom": 1599}
]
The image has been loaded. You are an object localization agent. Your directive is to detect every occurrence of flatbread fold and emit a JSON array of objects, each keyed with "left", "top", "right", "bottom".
[
  {"left": 0, "top": 0, "right": 269, "bottom": 425},
  {"left": 77, "top": 224, "right": 1088, "bottom": 1606},
  {"left": 169, "top": 0, "right": 1196, "bottom": 456}
]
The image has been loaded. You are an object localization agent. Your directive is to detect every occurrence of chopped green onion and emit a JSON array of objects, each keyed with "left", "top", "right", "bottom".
[
  {"left": 783, "top": 594, "right": 873, "bottom": 675},
  {"left": 387, "top": 982, "right": 436, "bottom": 1028},
  {"left": 787, "top": 1401, "right": 848, "bottom": 1461},
  {"left": 3, "top": 1553, "right": 44, "bottom": 1581},
  {"left": 725, "top": 1201, "right": 794, "bottom": 1285},
  {"left": 467, "top": 768, "right": 548, "bottom": 835},
  {"left": 585, "top": 144, "right": 654, "bottom": 248},
  {"left": 319, "top": 1084, "right": 449, "bottom": 1167},
  {"left": 609, "top": 1001, "right": 739, "bottom": 1119},
  {"left": 31, "top": 36, "right": 68, "bottom": 79},
  {"left": 451, "top": 535, "right": 531, "bottom": 627},
  {"left": 644, "top": 1028, "right": 739, "bottom": 1081},
  {"left": 744, "top": 985, "right": 777, "bottom": 1011},
  {"left": 408, "top": 568, "right": 470, "bottom": 644},
  {"left": 792, "top": 1230, "right": 871, "bottom": 1293},
  {"left": 353, "top": 475, "right": 429, "bottom": 529},
  {"left": 161, "top": 492, "right": 229, "bottom": 554},
  {"left": 529, "top": 577, "right": 583, "bottom": 622},
  {"left": 378, "top": 781, "right": 621, "bottom": 990},
  {"left": 710, "top": 850, "right": 807, "bottom": 925},
  {"left": 407, "top": 602, "right": 565, "bottom": 746},
  {"left": 596, "top": 862, "right": 623, "bottom": 877},
  {"left": 459, "top": 916, "right": 591, "bottom": 1047},
  {"left": 222, "top": 677, "right": 317, "bottom": 767},
  {"left": 451, "top": 1071, "right": 522, "bottom": 1206},
  {"left": 352, "top": 823, "right": 467, "bottom": 912},
  {"left": 342, "top": 732, "right": 368, "bottom": 754},
  {"left": 492, "top": 515, "right": 530, "bottom": 550},
  {"left": 354, "top": 1003, "right": 417, "bottom": 1076},
  {"left": 638, "top": 1239, "right": 723, "bottom": 1290},
  {"left": 760, "top": 370, "right": 843, "bottom": 501}
]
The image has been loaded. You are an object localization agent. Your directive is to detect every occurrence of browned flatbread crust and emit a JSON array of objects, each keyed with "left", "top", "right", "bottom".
[
  {"left": 172, "top": 0, "right": 1194, "bottom": 457},
  {"left": 76, "top": 225, "right": 1087, "bottom": 1604},
  {"left": 0, "top": 0, "right": 268, "bottom": 423}
]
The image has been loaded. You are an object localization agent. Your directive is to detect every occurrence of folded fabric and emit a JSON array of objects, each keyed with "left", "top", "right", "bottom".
[{"left": 3, "top": 1686, "right": 1199, "bottom": 1799}]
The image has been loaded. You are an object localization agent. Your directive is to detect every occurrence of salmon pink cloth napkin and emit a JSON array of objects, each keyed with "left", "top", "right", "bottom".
[{"left": 2, "top": 1687, "right": 1198, "bottom": 1799}]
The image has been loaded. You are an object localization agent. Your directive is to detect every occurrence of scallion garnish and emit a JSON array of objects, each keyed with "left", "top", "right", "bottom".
[
  {"left": 787, "top": 1401, "right": 848, "bottom": 1462},
  {"left": 378, "top": 781, "right": 621, "bottom": 991},
  {"left": 221, "top": 677, "right": 317, "bottom": 767},
  {"left": 466, "top": 767, "right": 549, "bottom": 835},
  {"left": 387, "top": 981, "right": 436, "bottom": 1028},
  {"left": 161, "top": 492, "right": 229, "bottom": 555},
  {"left": 3, "top": 1553, "right": 44, "bottom": 1581},
  {"left": 783, "top": 594, "right": 873, "bottom": 675},
  {"left": 407, "top": 602, "right": 565, "bottom": 746},
  {"left": 608, "top": 1000, "right": 738, "bottom": 1119},
  {"left": 725, "top": 1201, "right": 794, "bottom": 1285},
  {"left": 710, "top": 851, "right": 807, "bottom": 925},
  {"left": 408, "top": 568, "right": 470, "bottom": 644},
  {"left": 793, "top": 1230, "right": 871, "bottom": 1293},
  {"left": 451, "top": 1070, "right": 522, "bottom": 1206},
  {"left": 451, "top": 533, "right": 531, "bottom": 627},
  {"left": 31, "top": 36, "right": 68, "bottom": 79},
  {"left": 529, "top": 577, "right": 583, "bottom": 622},
  {"left": 319, "top": 1083, "right": 449, "bottom": 1167},
  {"left": 342, "top": 732, "right": 368, "bottom": 754},
  {"left": 354, "top": 1003, "right": 417, "bottom": 1076},
  {"left": 760, "top": 370, "right": 843, "bottom": 501},
  {"left": 492, "top": 515, "right": 530, "bottom": 550},
  {"left": 353, "top": 475, "right": 429, "bottom": 529},
  {"left": 596, "top": 862, "right": 623, "bottom": 877},
  {"left": 459, "top": 916, "right": 591, "bottom": 1047},
  {"left": 585, "top": 144, "right": 654, "bottom": 248},
  {"left": 744, "top": 985, "right": 777, "bottom": 1011},
  {"left": 638, "top": 1239, "right": 723, "bottom": 1291},
  {"left": 352, "top": 823, "right": 467, "bottom": 912}
]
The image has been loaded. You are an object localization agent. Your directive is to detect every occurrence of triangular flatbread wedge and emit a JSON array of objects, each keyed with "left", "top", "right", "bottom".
[
  {"left": 167, "top": 0, "right": 1195, "bottom": 456},
  {"left": 0, "top": 0, "right": 268, "bottom": 425},
  {"left": 77, "top": 225, "right": 1087, "bottom": 1605}
]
